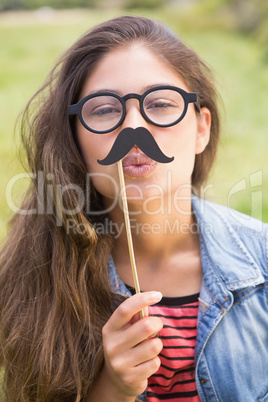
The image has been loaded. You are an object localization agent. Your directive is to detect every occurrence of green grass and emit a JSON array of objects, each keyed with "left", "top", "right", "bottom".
[
  {"left": 0, "top": 6, "right": 267, "bottom": 397},
  {"left": 0, "top": 8, "right": 267, "bottom": 246},
  {"left": 183, "top": 29, "right": 268, "bottom": 221}
]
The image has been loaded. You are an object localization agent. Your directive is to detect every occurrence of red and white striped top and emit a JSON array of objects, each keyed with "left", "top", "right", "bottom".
[
  {"left": 125, "top": 285, "right": 200, "bottom": 401},
  {"left": 147, "top": 294, "right": 200, "bottom": 401}
]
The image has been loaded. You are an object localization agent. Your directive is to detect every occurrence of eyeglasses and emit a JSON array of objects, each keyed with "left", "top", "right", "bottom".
[{"left": 68, "top": 85, "right": 200, "bottom": 134}]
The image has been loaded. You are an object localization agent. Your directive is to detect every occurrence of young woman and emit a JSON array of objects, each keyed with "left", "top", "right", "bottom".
[{"left": 0, "top": 16, "right": 267, "bottom": 402}]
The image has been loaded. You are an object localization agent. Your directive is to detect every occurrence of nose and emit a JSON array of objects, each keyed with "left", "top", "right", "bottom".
[{"left": 122, "top": 99, "right": 150, "bottom": 130}]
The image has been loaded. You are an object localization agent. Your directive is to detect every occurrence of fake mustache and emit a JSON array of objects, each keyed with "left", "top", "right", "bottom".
[{"left": 97, "top": 127, "right": 174, "bottom": 165}]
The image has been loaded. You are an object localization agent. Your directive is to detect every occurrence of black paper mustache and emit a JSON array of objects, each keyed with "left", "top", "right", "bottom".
[{"left": 97, "top": 127, "right": 174, "bottom": 165}]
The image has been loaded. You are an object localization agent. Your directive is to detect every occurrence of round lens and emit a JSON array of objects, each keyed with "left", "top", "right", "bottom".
[
  {"left": 82, "top": 95, "right": 123, "bottom": 132},
  {"left": 143, "top": 89, "right": 185, "bottom": 126}
]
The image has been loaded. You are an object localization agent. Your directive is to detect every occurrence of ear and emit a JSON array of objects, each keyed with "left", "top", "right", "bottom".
[{"left": 195, "top": 107, "right": 211, "bottom": 154}]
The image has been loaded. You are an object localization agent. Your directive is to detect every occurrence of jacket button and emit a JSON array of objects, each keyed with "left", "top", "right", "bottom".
[{"left": 200, "top": 377, "right": 207, "bottom": 384}]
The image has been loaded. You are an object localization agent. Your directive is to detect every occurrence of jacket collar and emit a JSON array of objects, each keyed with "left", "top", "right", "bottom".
[
  {"left": 108, "top": 196, "right": 265, "bottom": 296},
  {"left": 108, "top": 255, "right": 132, "bottom": 297},
  {"left": 192, "top": 195, "right": 264, "bottom": 291}
]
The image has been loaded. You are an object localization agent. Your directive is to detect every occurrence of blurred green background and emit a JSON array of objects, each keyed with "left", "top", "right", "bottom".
[{"left": 0, "top": 0, "right": 268, "bottom": 246}]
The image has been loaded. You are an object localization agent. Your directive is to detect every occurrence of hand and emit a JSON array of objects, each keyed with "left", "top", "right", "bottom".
[{"left": 102, "top": 291, "right": 163, "bottom": 399}]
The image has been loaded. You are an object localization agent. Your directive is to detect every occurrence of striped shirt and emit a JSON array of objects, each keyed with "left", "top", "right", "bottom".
[
  {"left": 147, "top": 294, "right": 200, "bottom": 401},
  {"left": 125, "top": 285, "right": 200, "bottom": 401}
]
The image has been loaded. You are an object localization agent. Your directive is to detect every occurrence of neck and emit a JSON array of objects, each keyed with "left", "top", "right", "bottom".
[
  {"left": 106, "top": 188, "right": 198, "bottom": 259},
  {"left": 103, "top": 189, "right": 202, "bottom": 296}
]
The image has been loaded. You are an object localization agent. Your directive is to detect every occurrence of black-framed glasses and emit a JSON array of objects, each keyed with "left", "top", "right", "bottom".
[{"left": 68, "top": 85, "right": 200, "bottom": 134}]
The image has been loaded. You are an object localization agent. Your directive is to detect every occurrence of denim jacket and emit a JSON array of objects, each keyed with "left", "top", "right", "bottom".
[{"left": 108, "top": 196, "right": 268, "bottom": 402}]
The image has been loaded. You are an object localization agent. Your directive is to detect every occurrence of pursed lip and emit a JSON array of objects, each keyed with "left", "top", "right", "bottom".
[
  {"left": 122, "top": 153, "right": 156, "bottom": 167},
  {"left": 122, "top": 153, "right": 157, "bottom": 177}
]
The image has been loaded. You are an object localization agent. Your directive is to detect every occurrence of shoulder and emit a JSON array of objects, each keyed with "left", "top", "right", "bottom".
[
  {"left": 192, "top": 195, "right": 268, "bottom": 280},
  {"left": 192, "top": 194, "right": 267, "bottom": 235}
]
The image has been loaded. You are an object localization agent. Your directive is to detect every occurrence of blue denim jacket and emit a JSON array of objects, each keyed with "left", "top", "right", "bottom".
[{"left": 108, "top": 196, "right": 268, "bottom": 402}]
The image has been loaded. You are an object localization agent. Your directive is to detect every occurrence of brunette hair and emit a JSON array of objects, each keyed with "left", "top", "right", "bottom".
[{"left": 0, "top": 16, "right": 220, "bottom": 401}]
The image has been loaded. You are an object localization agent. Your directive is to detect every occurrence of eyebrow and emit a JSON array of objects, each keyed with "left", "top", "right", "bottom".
[{"left": 86, "top": 83, "right": 177, "bottom": 96}]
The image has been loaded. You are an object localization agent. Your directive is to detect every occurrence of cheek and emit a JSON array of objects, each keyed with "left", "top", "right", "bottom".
[
  {"left": 162, "top": 120, "right": 198, "bottom": 187},
  {"left": 90, "top": 172, "right": 120, "bottom": 201},
  {"left": 77, "top": 131, "right": 103, "bottom": 166},
  {"left": 168, "top": 120, "right": 197, "bottom": 161},
  {"left": 77, "top": 128, "right": 120, "bottom": 198},
  {"left": 76, "top": 124, "right": 110, "bottom": 171}
]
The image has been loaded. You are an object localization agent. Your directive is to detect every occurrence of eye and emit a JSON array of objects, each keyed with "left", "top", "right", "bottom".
[
  {"left": 144, "top": 89, "right": 185, "bottom": 114},
  {"left": 82, "top": 96, "right": 123, "bottom": 121},
  {"left": 145, "top": 98, "right": 180, "bottom": 114},
  {"left": 147, "top": 100, "right": 177, "bottom": 109},
  {"left": 91, "top": 106, "right": 121, "bottom": 116}
]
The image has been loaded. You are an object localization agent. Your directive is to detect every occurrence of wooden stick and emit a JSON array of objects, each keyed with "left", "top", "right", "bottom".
[{"left": 118, "top": 159, "right": 144, "bottom": 318}]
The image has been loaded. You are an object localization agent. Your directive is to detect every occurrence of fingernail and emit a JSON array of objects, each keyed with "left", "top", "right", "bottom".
[{"left": 151, "top": 291, "right": 163, "bottom": 302}]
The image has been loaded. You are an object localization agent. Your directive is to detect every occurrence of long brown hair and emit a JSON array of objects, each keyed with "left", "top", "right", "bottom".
[{"left": 0, "top": 16, "right": 220, "bottom": 401}]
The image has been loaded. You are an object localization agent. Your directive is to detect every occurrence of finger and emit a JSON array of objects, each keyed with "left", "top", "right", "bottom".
[
  {"left": 103, "top": 316, "right": 163, "bottom": 364},
  {"left": 127, "top": 337, "right": 163, "bottom": 367},
  {"left": 125, "top": 316, "right": 163, "bottom": 349},
  {"left": 135, "top": 356, "right": 162, "bottom": 379},
  {"left": 107, "top": 292, "right": 162, "bottom": 331}
]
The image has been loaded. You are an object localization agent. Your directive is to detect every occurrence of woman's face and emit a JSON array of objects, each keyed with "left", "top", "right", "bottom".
[{"left": 76, "top": 43, "right": 211, "bottom": 210}]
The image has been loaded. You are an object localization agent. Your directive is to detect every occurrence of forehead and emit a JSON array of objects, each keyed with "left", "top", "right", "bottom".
[{"left": 80, "top": 43, "right": 188, "bottom": 97}]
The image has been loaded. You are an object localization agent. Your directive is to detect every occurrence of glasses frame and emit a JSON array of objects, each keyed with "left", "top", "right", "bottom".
[{"left": 68, "top": 85, "right": 200, "bottom": 134}]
